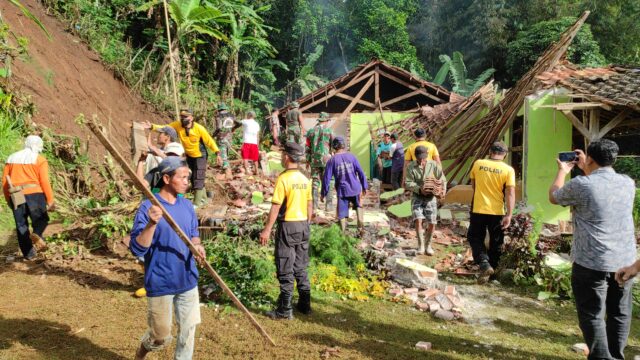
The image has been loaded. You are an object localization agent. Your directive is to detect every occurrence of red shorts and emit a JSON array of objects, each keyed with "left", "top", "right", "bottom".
[{"left": 241, "top": 143, "right": 259, "bottom": 161}]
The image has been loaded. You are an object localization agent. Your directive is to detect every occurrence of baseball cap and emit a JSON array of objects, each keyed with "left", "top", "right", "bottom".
[
  {"left": 157, "top": 126, "right": 178, "bottom": 142},
  {"left": 390, "top": 133, "right": 398, "bottom": 140},
  {"left": 414, "top": 128, "right": 426, "bottom": 138},
  {"left": 490, "top": 141, "right": 508, "bottom": 153},
  {"left": 415, "top": 145, "right": 428, "bottom": 160},
  {"left": 318, "top": 112, "right": 330, "bottom": 122},
  {"left": 180, "top": 109, "right": 193, "bottom": 118},
  {"left": 164, "top": 142, "right": 185, "bottom": 157},
  {"left": 283, "top": 141, "right": 304, "bottom": 160}
]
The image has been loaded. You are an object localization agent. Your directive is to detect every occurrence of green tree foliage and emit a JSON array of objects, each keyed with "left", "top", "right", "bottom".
[
  {"left": 435, "top": 52, "right": 495, "bottom": 96},
  {"left": 506, "top": 17, "right": 606, "bottom": 83}
]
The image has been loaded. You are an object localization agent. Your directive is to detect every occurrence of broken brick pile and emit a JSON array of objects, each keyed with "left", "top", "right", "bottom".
[{"left": 389, "top": 284, "right": 463, "bottom": 321}]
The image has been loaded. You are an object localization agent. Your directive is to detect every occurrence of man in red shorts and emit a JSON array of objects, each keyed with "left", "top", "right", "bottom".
[{"left": 239, "top": 110, "right": 261, "bottom": 175}]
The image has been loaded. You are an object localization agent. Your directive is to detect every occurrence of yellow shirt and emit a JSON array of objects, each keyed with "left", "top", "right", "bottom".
[
  {"left": 404, "top": 140, "right": 439, "bottom": 161},
  {"left": 272, "top": 169, "right": 312, "bottom": 222},
  {"left": 469, "top": 159, "right": 516, "bottom": 215},
  {"left": 152, "top": 121, "right": 219, "bottom": 158}
]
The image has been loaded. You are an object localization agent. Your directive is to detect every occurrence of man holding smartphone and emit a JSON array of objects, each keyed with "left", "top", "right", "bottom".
[{"left": 549, "top": 139, "right": 636, "bottom": 360}]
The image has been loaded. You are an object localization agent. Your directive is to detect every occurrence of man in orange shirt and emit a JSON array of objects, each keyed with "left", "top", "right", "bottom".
[{"left": 2, "top": 135, "right": 54, "bottom": 260}]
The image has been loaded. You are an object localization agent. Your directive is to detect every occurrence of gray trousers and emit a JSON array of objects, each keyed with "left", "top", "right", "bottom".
[
  {"left": 572, "top": 262, "right": 633, "bottom": 360},
  {"left": 275, "top": 221, "right": 311, "bottom": 297}
]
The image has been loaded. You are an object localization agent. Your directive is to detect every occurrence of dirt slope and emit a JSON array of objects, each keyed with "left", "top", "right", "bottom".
[{"left": 1, "top": 0, "right": 165, "bottom": 156}]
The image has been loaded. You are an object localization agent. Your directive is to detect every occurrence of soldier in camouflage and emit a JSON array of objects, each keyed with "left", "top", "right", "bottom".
[
  {"left": 285, "top": 101, "right": 304, "bottom": 145},
  {"left": 214, "top": 103, "right": 236, "bottom": 177},
  {"left": 305, "top": 112, "right": 333, "bottom": 210}
]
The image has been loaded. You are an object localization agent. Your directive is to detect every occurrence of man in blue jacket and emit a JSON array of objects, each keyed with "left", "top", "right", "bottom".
[
  {"left": 321, "top": 137, "right": 368, "bottom": 233},
  {"left": 130, "top": 157, "right": 206, "bottom": 360}
]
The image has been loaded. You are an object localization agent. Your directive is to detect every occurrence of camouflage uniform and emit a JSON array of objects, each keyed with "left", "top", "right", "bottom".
[
  {"left": 306, "top": 116, "right": 333, "bottom": 209},
  {"left": 215, "top": 110, "right": 235, "bottom": 169},
  {"left": 285, "top": 108, "right": 303, "bottom": 145}
]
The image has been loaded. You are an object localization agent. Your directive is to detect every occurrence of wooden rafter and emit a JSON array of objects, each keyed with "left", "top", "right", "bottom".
[
  {"left": 597, "top": 108, "right": 630, "bottom": 138},
  {"left": 374, "top": 66, "right": 380, "bottom": 106},
  {"left": 300, "top": 73, "right": 372, "bottom": 112},
  {"left": 381, "top": 89, "right": 422, "bottom": 108},
  {"left": 340, "top": 75, "right": 374, "bottom": 119},
  {"left": 377, "top": 70, "right": 443, "bottom": 103},
  {"left": 562, "top": 110, "right": 591, "bottom": 139},
  {"left": 334, "top": 92, "right": 376, "bottom": 109}
]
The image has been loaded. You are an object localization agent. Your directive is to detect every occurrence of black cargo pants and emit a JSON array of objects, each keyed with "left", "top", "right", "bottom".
[{"left": 274, "top": 220, "right": 311, "bottom": 297}]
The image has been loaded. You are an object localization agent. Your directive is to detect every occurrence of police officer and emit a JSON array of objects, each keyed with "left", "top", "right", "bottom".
[
  {"left": 285, "top": 101, "right": 304, "bottom": 145},
  {"left": 404, "top": 146, "right": 446, "bottom": 256},
  {"left": 305, "top": 112, "right": 333, "bottom": 210},
  {"left": 260, "top": 142, "right": 312, "bottom": 319}
]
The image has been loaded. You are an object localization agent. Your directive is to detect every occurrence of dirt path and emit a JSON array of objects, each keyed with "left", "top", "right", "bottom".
[{"left": 1, "top": 0, "right": 165, "bottom": 158}]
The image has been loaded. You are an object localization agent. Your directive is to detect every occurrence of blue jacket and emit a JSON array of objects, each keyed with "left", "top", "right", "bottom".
[
  {"left": 322, "top": 152, "right": 368, "bottom": 198},
  {"left": 130, "top": 194, "right": 200, "bottom": 297}
]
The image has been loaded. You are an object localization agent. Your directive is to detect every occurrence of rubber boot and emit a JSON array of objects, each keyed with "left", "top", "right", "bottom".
[
  {"left": 356, "top": 208, "right": 365, "bottom": 237},
  {"left": 339, "top": 218, "right": 347, "bottom": 232},
  {"left": 265, "top": 293, "right": 294, "bottom": 320},
  {"left": 134, "top": 343, "right": 150, "bottom": 360},
  {"left": 424, "top": 229, "right": 434, "bottom": 256},
  {"left": 296, "top": 290, "right": 312, "bottom": 315},
  {"left": 312, "top": 187, "right": 319, "bottom": 210},
  {"left": 194, "top": 188, "right": 207, "bottom": 207},
  {"left": 417, "top": 231, "right": 425, "bottom": 255}
]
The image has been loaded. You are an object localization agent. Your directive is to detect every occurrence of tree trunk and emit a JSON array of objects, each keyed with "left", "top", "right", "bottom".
[{"left": 223, "top": 50, "right": 239, "bottom": 100}]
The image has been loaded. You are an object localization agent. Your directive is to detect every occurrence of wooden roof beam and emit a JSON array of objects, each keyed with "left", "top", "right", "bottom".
[
  {"left": 562, "top": 110, "right": 592, "bottom": 140},
  {"left": 334, "top": 92, "right": 376, "bottom": 109},
  {"left": 380, "top": 89, "right": 423, "bottom": 108},
  {"left": 597, "top": 108, "right": 630, "bottom": 139},
  {"left": 300, "top": 72, "right": 372, "bottom": 112},
  {"left": 377, "top": 69, "right": 445, "bottom": 104},
  {"left": 340, "top": 75, "right": 375, "bottom": 119}
]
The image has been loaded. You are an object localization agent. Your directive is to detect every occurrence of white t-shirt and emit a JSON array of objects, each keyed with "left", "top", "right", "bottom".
[{"left": 241, "top": 119, "right": 260, "bottom": 144}]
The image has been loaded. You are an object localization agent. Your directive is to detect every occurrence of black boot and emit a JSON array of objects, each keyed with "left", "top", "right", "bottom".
[
  {"left": 296, "top": 290, "right": 312, "bottom": 315},
  {"left": 265, "top": 293, "right": 294, "bottom": 320}
]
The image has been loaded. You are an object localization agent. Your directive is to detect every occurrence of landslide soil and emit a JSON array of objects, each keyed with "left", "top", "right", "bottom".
[{"left": 1, "top": 0, "right": 166, "bottom": 158}]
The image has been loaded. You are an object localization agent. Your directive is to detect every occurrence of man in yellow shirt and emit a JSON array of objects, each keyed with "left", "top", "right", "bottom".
[
  {"left": 468, "top": 141, "right": 515, "bottom": 283},
  {"left": 144, "top": 110, "right": 221, "bottom": 207},
  {"left": 403, "top": 128, "right": 440, "bottom": 185},
  {"left": 260, "top": 142, "right": 313, "bottom": 320}
]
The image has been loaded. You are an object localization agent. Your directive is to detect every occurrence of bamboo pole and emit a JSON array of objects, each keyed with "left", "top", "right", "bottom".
[
  {"left": 86, "top": 118, "right": 276, "bottom": 347},
  {"left": 162, "top": 0, "right": 181, "bottom": 120}
]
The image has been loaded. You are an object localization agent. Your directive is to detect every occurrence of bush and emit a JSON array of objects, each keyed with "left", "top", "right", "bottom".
[
  {"left": 201, "top": 233, "right": 277, "bottom": 307},
  {"left": 309, "top": 225, "right": 363, "bottom": 274}
]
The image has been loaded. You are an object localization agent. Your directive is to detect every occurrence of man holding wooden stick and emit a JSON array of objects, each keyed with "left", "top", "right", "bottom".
[
  {"left": 260, "top": 142, "right": 313, "bottom": 320},
  {"left": 130, "top": 157, "right": 205, "bottom": 360}
]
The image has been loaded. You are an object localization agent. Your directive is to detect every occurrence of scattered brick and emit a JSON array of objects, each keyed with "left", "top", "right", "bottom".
[
  {"left": 435, "top": 293, "right": 454, "bottom": 311},
  {"left": 434, "top": 309, "right": 455, "bottom": 321},
  {"left": 418, "top": 288, "right": 439, "bottom": 299},
  {"left": 415, "top": 342, "right": 432, "bottom": 351},
  {"left": 404, "top": 287, "right": 419, "bottom": 294},
  {"left": 444, "top": 285, "right": 457, "bottom": 296},
  {"left": 416, "top": 302, "right": 430, "bottom": 311},
  {"left": 388, "top": 288, "right": 403, "bottom": 297}
]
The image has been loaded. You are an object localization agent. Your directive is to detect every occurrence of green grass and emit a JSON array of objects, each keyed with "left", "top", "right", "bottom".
[{"left": 0, "top": 111, "right": 26, "bottom": 232}]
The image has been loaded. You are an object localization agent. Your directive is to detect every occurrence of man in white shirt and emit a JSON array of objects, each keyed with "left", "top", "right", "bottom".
[{"left": 240, "top": 111, "right": 261, "bottom": 175}]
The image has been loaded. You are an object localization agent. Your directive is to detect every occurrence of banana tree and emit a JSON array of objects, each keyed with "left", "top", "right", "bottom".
[
  {"left": 434, "top": 51, "right": 495, "bottom": 97},
  {"left": 137, "top": 0, "right": 229, "bottom": 88}
]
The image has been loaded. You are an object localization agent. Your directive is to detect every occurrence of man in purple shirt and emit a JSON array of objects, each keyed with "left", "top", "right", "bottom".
[
  {"left": 390, "top": 133, "right": 404, "bottom": 190},
  {"left": 321, "top": 136, "right": 368, "bottom": 233}
]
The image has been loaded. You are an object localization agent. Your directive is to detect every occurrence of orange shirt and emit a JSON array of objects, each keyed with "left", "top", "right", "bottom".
[{"left": 2, "top": 155, "right": 54, "bottom": 205}]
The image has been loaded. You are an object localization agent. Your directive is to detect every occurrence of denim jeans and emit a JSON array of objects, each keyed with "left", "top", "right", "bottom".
[
  {"left": 572, "top": 262, "right": 633, "bottom": 360},
  {"left": 142, "top": 287, "right": 201, "bottom": 360},
  {"left": 12, "top": 193, "right": 49, "bottom": 258}
]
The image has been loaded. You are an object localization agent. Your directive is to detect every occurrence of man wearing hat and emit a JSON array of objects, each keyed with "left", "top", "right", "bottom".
[
  {"left": 376, "top": 132, "right": 393, "bottom": 185},
  {"left": 285, "top": 101, "right": 304, "bottom": 145},
  {"left": 468, "top": 141, "right": 515, "bottom": 283},
  {"left": 214, "top": 103, "right": 237, "bottom": 178},
  {"left": 143, "top": 126, "right": 184, "bottom": 174},
  {"left": 404, "top": 145, "right": 446, "bottom": 255},
  {"left": 403, "top": 128, "right": 440, "bottom": 185},
  {"left": 130, "top": 157, "right": 205, "bottom": 360},
  {"left": 260, "top": 142, "right": 313, "bottom": 320},
  {"left": 321, "top": 136, "right": 368, "bottom": 233},
  {"left": 144, "top": 109, "right": 221, "bottom": 207},
  {"left": 305, "top": 112, "right": 333, "bottom": 210},
  {"left": 389, "top": 133, "right": 404, "bottom": 190}
]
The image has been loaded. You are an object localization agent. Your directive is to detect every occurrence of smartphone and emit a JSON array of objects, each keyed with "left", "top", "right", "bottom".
[{"left": 558, "top": 151, "right": 577, "bottom": 162}]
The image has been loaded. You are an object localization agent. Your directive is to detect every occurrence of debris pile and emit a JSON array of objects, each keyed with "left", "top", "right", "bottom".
[{"left": 388, "top": 283, "right": 464, "bottom": 321}]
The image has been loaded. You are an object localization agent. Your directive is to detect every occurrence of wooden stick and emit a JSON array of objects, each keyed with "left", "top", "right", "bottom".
[
  {"left": 162, "top": 0, "right": 181, "bottom": 120},
  {"left": 86, "top": 118, "right": 276, "bottom": 347}
]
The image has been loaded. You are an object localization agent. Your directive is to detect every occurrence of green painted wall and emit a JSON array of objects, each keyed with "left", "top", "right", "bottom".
[
  {"left": 524, "top": 91, "right": 572, "bottom": 224},
  {"left": 350, "top": 112, "right": 413, "bottom": 178}
]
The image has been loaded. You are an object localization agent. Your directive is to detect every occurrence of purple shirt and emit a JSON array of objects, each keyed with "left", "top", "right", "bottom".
[
  {"left": 391, "top": 141, "right": 404, "bottom": 172},
  {"left": 321, "top": 152, "right": 368, "bottom": 198}
]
